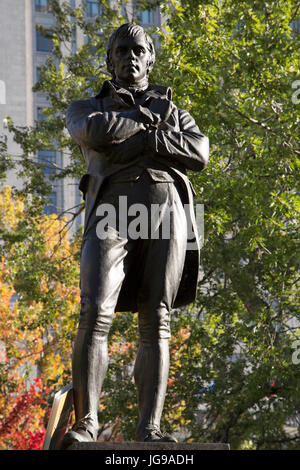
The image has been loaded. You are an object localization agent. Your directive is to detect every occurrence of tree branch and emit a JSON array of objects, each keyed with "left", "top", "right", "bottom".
[{"left": 223, "top": 102, "right": 300, "bottom": 156}]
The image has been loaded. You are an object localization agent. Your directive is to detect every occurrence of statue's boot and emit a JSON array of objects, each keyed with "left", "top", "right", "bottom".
[
  {"left": 134, "top": 338, "right": 177, "bottom": 443},
  {"left": 60, "top": 422, "right": 97, "bottom": 449},
  {"left": 60, "top": 325, "right": 109, "bottom": 448}
]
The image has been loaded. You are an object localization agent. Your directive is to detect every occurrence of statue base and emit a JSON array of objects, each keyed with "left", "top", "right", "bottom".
[{"left": 66, "top": 441, "right": 229, "bottom": 451}]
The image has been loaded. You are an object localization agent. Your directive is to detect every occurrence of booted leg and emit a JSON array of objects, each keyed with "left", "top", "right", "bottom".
[
  {"left": 60, "top": 324, "right": 110, "bottom": 449},
  {"left": 74, "top": 327, "right": 109, "bottom": 432},
  {"left": 134, "top": 301, "right": 177, "bottom": 443},
  {"left": 134, "top": 338, "right": 176, "bottom": 441}
]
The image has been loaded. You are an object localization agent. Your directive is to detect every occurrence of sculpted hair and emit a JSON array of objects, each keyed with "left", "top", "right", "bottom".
[{"left": 106, "top": 23, "right": 156, "bottom": 78}]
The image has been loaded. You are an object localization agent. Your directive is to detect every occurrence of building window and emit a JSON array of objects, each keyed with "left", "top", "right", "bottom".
[
  {"left": 38, "top": 150, "right": 56, "bottom": 176},
  {"left": 36, "top": 67, "right": 41, "bottom": 82},
  {"left": 86, "top": 0, "right": 102, "bottom": 17},
  {"left": 35, "top": 0, "right": 51, "bottom": 13},
  {"left": 37, "top": 107, "right": 47, "bottom": 121},
  {"left": 139, "top": 9, "right": 155, "bottom": 25},
  {"left": 36, "top": 27, "right": 53, "bottom": 52},
  {"left": 44, "top": 192, "right": 57, "bottom": 215},
  {"left": 71, "top": 24, "right": 77, "bottom": 53}
]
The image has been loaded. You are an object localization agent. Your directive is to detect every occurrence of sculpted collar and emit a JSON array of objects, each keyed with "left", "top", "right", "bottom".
[{"left": 95, "top": 80, "right": 173, "bottom": 105}]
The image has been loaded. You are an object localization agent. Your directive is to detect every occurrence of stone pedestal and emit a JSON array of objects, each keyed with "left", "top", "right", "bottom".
[
  {"left": 63, "top": 441, "right": 229, "bottom": 466},
  {"left": 67, "top": 441, "right": 230, "bottom": 451}
]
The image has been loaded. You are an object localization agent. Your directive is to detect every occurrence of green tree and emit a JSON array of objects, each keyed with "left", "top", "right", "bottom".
[
  {"left": 1, "top": 0, "right": 299, "bottom": 449},
  {"left": 0, "top": 185, "right": 80, "bottom": 449},
  {"left": 154, "top": 0, "right": 300, "bottom": 449}
]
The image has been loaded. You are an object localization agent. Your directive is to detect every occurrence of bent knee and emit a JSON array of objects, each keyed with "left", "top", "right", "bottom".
[
  {"left": 138, "top": 307, "right": 171, "bottom": 343},
  {"left": 78, "top": 302, "right": 113, "bottom": 337}
]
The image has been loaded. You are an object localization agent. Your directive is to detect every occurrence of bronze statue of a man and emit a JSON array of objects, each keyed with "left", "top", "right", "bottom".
[{"left": 62, "top": 23, "right": 209, "bottom": 447}]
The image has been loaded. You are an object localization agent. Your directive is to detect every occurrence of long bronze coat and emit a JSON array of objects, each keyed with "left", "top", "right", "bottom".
[{"left": 66, "top": 80, "right": 209, "bottom": 310}]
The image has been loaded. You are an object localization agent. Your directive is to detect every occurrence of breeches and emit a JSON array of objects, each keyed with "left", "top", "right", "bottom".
[{"left": 78, "top": 172, "right": 187, "bottom": 342}]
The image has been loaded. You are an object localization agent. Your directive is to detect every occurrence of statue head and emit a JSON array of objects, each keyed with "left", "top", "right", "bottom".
[{"left": 106, "top": 23, "right": 156, "bottom": 85}]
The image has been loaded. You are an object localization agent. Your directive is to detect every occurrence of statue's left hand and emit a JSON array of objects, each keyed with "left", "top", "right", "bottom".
[{"left": 148, "top": 97, "right": 175, "bottom": 123}]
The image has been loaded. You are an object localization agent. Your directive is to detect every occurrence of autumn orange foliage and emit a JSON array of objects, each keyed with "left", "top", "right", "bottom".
[{"left": 0, "top": 187, "right": 80, "bottom": 449}]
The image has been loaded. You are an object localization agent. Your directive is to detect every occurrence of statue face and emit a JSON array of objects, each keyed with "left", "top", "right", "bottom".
[{"left": 110, "top": 34, "right": 151, "bottom": 85}]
